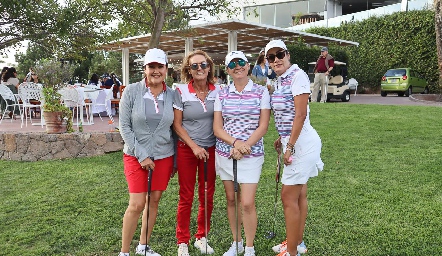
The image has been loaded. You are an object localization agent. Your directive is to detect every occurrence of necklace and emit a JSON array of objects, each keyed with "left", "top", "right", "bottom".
[{"left": 193, "top": 82, "right": 209, "bottom": 95}]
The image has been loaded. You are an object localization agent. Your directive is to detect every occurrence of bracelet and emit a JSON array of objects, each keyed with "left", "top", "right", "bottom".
[
  {"left": 285, "top": 147, "right": 295, "bottom": 154},
  {"left": 286, "top": 142, "right": 295, "bottom": 154},
  {"left": 232, "top": 138, "right": 238, "bottom": 147},
  {"left": 286, "top": 142, "right": 294, "bottom": 149}
]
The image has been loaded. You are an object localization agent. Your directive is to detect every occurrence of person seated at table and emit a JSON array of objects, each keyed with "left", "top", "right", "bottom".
[
  {"left": 111, "top": 73, "right": 121, "bottom": 98},
  {"left": 0, "top": 66, "right": 8, "bottom": 115},
  {"left": 29, "top": 72, "right": 39, "bottom": 83},
  {"left": 1, "top": 66, "right": 8, "bottom": 80},
  {"left": 88, "top": 74, "right": 100, "bottom": 88},
  {"left": 1, "top": 67, "right": 20, "bottom": 118},
  {"left": 23, "top": 67, "right": 36, "bottom": 83},
  {"left": 101, "top": 73, "right": 114, "bottom": 89}
]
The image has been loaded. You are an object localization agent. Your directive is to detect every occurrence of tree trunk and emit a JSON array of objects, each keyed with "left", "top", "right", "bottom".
[
  {"left": 435, "top": 0, "right": 442, "bottom": 91},
  {"left": 148, "top": 5, "right": 166, "bottom": 49}
]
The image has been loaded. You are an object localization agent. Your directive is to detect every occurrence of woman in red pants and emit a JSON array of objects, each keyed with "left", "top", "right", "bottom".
[{"left": 173, "top": 50, "right": 221, "bottom": 256}]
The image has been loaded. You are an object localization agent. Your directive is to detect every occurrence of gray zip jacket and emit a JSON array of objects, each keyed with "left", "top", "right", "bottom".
[{"left": 119, "top": 79, "right": 174, "bottom": 163}]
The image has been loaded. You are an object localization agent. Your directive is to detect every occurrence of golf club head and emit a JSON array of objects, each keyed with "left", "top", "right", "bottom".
[{"left": 265, "top": 231, "right": 276, "bottom": 239}]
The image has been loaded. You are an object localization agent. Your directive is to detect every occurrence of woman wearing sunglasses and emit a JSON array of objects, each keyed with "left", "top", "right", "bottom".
[
  {"left": 265, "top": 40, "right": 324, "bottom": 256},
  {"left": 173, "top": 50, "right": 221, "bottom": 256},
  {"left": 213, "top": 51, "right": 271, "bottom": 256},
  {"left": 118, "top": 48, "right": 175, "bottom": 256}
]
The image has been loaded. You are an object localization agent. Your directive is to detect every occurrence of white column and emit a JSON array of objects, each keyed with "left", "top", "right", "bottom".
[
  {"left": 227, "top": 31, "right": 238, "bottom": 53},
  {"left": 185, "top": 37, "right": 193, "bottom": 57},
  {"left": 122, "top": 48, "right": 129, "bottom": 86},
  {"left": 401, "top": 0, "right": 408, "bottom": 12},
  {"left": 227, "top": 31, "right": 238, "bottom": 84}
]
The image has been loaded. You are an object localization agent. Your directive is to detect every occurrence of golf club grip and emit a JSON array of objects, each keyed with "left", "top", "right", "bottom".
[
  {"left": 147, "top": 157, "right": 154, "bottom": 194},
  {"left": 147, "top": 168, "right": 153, "bottom": 194},
  {"left": 233, "top": 159, "right": 238, "bottom": 192}
]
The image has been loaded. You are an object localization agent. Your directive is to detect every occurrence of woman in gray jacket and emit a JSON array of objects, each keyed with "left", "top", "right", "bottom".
[{"left": 118, "top": 48, "right": 175, "bottom": 256}]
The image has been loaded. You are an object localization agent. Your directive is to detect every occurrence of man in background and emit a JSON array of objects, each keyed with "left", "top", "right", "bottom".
[{"left": 312, "top": 47, "right": 334, "bottom": 103}]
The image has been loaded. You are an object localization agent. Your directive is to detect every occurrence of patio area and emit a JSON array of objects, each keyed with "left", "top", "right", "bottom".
[{"left": 0, "top": 114, "right": 123, "bottom": 161}]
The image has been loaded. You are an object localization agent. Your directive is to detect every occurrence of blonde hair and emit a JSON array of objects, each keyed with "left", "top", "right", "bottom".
[{"left": 181, "top": 50, "right": 216, "bottom": 84}]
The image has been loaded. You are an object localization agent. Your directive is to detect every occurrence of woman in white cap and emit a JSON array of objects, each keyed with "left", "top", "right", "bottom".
[
  {"left": 213, "top": 51, "right": 271, "bottom": 256},
  {"left": 265, "top": 40, "right": 323, "bottom": 256},
  {"left": 118, "top": 48, "right": 175, "bottom": 256}
]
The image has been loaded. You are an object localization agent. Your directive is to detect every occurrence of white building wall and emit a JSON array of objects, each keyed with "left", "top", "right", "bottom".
[
  {"left": 243, "top": 0, "right": 343, "bottom": 28},
  {"left": 244, "top": 0, "right": 431, "bottom": 29}
]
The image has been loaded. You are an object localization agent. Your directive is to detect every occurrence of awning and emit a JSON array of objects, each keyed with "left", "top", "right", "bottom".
[
  {"left": 99, "top": 19, "right": 358, "bottom": 85},
  {"left": 100, "top": 19, "right": 358, "bottom": 63}
]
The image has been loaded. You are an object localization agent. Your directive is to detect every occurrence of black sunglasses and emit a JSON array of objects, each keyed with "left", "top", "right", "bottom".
[
  {"left": 227, "top": 59, "right": 247, "bottom": 69},
  {"left": 266, "top": 50, "right": 287, "bottom": 63},
  {"left": 189, "top": 62, "right": 209, "bottom": 70}
]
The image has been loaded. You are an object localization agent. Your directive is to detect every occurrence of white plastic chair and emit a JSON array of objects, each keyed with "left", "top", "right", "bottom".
[
  {"left": 18, "top": 83, "right": 44, "bottom": 128},
  {"left": 93, "top": 88, "right": 114, "bottom": 122},
  {"left": 0, "top": 84, "right": 23, "bottom": 124},
  {"left": 347, "top": 78, "right": 359, "bottom": 95},
  {"left": 59, "top": 87, "right": 85, "bottom": 127}
]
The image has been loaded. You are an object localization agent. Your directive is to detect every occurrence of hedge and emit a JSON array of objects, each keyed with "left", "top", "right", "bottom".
[{"left": 286, "top": 9, "right": 438, "bottom": 92}]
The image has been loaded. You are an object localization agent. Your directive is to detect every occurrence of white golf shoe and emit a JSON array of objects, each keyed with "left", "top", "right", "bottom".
[{"left": 194, "top": 237, "right": 214, "bottom": 254}]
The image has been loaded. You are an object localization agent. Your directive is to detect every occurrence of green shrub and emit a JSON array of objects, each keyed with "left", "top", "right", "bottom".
[{"left": 304, "top": 10, "right": 438, "bottom": 92}]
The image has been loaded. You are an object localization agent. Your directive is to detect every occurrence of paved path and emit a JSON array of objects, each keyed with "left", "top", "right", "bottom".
[{"left": 335, "top": 94, "right": 442, "bottom": 107}]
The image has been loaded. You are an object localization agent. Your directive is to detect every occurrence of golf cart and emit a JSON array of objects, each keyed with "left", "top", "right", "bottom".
[{"left": 308, "top": 61, "right": 357, "bottom": 102}]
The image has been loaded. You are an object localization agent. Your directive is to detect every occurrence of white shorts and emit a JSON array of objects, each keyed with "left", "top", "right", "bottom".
[
  {"left": 215, "top": 153, "right": 264, "bottom": 184},
  {"left": 281, "top": 128, "right": 323, "bottom": 185}
]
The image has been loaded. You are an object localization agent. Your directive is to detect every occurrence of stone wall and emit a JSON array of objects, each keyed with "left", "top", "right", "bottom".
[{"left": 0, "top": 132, "right": 124, "bottom": 161}]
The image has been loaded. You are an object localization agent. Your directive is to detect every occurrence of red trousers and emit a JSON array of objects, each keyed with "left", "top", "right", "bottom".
[{"left": 176, "top": 141, "right": 216, "bottom": 244}]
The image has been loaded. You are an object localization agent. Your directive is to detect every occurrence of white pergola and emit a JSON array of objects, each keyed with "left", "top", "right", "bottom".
[{"left": 99, "top": 19, "right": 359, "bottom": 85}]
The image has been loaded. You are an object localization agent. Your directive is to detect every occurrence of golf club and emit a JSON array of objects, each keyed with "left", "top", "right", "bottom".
[
  {"left": 145, "top": 161, "right": 154, "bottom": 256},
  {"left": 233, "top": 159, "right": 239, "bottom": 256},
  {"left": 204, "top": 153, "right": 208, "bottom": 254},
  {"left": 266, "top": 150, "right": 282, "bottom": 239}
]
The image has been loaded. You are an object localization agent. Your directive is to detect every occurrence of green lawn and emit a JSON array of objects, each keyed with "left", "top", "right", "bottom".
[{"left": 1, "top": 104, "right": 441, "bottom": 256}]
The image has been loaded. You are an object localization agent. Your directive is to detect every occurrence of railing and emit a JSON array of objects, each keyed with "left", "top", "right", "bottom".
[{"left": 289, "top": 0, "right": 432, "bottom": 31}]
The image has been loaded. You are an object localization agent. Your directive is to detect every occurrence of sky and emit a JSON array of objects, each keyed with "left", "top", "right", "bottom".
[{"left": 0, "top": 44, "right": 27, "bottom": 67}]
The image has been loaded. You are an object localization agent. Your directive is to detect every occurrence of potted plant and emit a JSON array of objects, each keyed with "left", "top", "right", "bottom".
[{"left": 34, "top": 58, "right": 76, "bottom": 133}]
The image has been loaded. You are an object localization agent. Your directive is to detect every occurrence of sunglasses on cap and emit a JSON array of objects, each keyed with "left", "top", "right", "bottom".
[
  {"left": 266, "top": 50, "right": 287, "bottom": 63},
  {"left": 227, "top": 59, "right": 247, "bottom": 69},
  {"left": 189, "top": 62, "right": 209, "bottom": 70}
]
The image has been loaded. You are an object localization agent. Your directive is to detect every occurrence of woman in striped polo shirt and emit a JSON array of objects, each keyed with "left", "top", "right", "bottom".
[
  {"left": 265, "top": 40, "right": 324, "bottom": 256},
  {"left": 213, "top": 51, "right": 271, "bottom": 256}
]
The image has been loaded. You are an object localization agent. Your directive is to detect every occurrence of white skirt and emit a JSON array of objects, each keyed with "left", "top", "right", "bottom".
[
  {"left": 281, "top": 128, "right": 324, "bottom": 185},
  {"left": 215, "top": 153, "right": 264, "bottom": 184}
]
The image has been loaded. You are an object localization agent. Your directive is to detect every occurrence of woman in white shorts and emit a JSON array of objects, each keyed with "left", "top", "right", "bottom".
[
  {"left": 265, "top": 40, "right": 324, "bottom": 256},
  {"left": 213, "top": 51, "right": 271, "bottom": 256}
]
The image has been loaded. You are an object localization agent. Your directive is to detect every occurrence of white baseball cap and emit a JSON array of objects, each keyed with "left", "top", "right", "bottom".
[
  {"left": 225, "top": 51, "right": 248, "bottom": 65},
  {"left": 144, "top": 48, "right": 168, "bottom": 66},
  {"left": 265, "top": 40, "right": 288, "bottom": 56}
]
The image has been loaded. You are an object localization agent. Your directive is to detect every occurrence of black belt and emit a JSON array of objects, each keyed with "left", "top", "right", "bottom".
[{"left": 317, "top": 71, "right": 327, "bottom": 73}]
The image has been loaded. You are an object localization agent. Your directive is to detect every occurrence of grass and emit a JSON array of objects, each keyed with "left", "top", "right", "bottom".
[{"left": 1, "top": 103, "right": 442, "bottom": 256}]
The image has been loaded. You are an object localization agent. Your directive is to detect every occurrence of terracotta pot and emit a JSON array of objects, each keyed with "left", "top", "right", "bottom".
[{"left": 43, "top": 111, "right": 67, "bottom": 134}]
